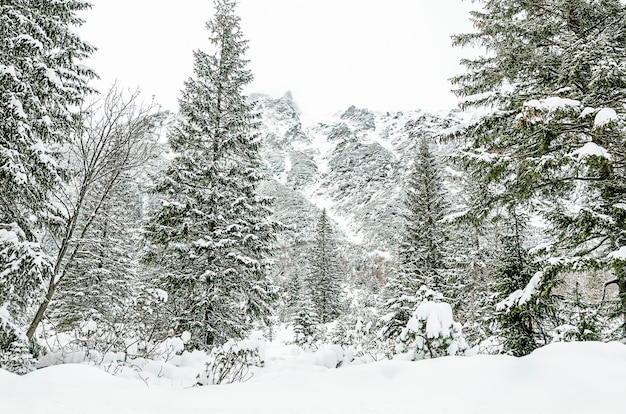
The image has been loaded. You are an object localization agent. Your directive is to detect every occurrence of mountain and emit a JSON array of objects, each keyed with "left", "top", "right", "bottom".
[{"left": 255, "top": 93, "right": 477, "bottom": 262}]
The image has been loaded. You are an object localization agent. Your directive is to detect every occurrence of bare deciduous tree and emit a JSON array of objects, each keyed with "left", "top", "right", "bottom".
[{"left": 26, "top": 85, "right": 163, "bottom": 340}]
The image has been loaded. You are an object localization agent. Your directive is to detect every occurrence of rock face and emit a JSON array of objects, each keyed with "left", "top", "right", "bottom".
[{"left": 255, "top": 93, "right": 475, "bottom": 257}]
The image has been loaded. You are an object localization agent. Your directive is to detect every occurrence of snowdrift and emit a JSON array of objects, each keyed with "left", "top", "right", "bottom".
[{"left": 1, "top": 341, "right": 624, "bottom": 414}]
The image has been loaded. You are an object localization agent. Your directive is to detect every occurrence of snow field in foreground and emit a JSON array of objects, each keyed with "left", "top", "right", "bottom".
[{"left": 1, "top": 341, "right": 625, "bottom": 414}]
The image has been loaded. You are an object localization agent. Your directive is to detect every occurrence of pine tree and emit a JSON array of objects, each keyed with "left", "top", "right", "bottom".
[
  {"left": 380, "top": 137, "right": 450, "bottom": 341},
  {"left": 0, "top": 0, "right": 95, "bottom": 368},
  {"left": 145, "top": 0, "right": 277, "bottom": 349},
  {"left": 292, "top": 277, "right": 319, "bottom": 347},
  {"left": 492, "top": 213, "right": 560, "bottom": 356},
  {"left": 307, "top": 209, "right": 343, "bottom": 323},
  {"left": 452, "top": 0, "right": 626, "bottom": 334},
  {"left": 399, "top": 137, "right": 449, "bottom": 290}
]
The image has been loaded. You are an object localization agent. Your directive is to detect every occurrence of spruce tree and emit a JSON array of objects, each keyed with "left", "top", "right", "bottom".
[
  {"left": 452, "top": 0, "right": 626, "bottom": 334},
  {"left": 379, "top": 271, "right": 421, "bottom": 342},
  {"left": 380, "top": 137, "right": 450, "bottom": 340},
  {"left": 399, "top": 137, "right": 449, "bottom": 290},
  {"left": 493, "top": 213, "right": 558, "bottom": 356},
  {"left": 307, "top": 209, "right": 343, "bottom": 323},
  {"left": 0, "top": 0, "right": 95, "bottom": 368},
  {"left": 145, "top": 0, "right": 277, "bottom": 349},
  {"left": 292, "top": 277, "right": 319, "bottom": 346}
]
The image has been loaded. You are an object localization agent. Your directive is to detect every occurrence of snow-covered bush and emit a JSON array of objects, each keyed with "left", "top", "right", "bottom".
[
  {"left": 331, "top": 313, "right": 384, "bottom": 362},
  {"left": 397, "top": 297, "right": 467, "bottom": 360},
  {"left": 197, "top": 332, "right": 266, "bottom": 385},
  {"left": 293, "top": 306, "right": 320, "bottom": 348},
  {"left": 313, "top": 344, "right": 353, "bottom": 368},
  {"left": 0, "top": 333, "right": 35, "bottom": 375}
]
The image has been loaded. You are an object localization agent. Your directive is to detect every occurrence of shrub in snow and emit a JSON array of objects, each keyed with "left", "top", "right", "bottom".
[
  {"left": 330, "top": 313, "right": 384, "bottom": 362},
  {"left": 397, "top": 298, "right": 467, "bottom": 360},
  {"left": 197, "top": 333, "right": 266, "bottom": 385}
]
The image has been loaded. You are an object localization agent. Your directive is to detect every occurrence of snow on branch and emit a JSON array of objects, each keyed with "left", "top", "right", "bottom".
[{"left": 496, "top": 271, "right": 543, "bottom": 311}]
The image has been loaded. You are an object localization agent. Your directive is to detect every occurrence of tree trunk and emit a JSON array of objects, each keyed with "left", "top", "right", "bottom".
[
  {"left": 26, "top": 279, "right": 57, "bottom": 340},
  {"left": 618, "top": 274, "right": 626, "bottom": 337}
]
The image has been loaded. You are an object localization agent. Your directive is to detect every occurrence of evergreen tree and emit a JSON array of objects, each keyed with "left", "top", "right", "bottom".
[
  {"left": 145, "top": 0, "right": 277, "bottom": 349},
  {"left": 399, "top": 137, "right": 449, "bottom": 290},
  {"left": 452, "top": 0, "right": 626, "bottom": 334},
  {"left": 307, "top": 209, "right": 343, "bottom": 323},
  {"left": 0, "top": 0, "right": 95, "bottom": 368},
  {"left": 492, "top": 213, "right": 559, "bottom": 356},
  {"left": 378, "top": 270, "right": 421, "bottom": 343},
  {"left": 292, "top": 276, "right": 319, "bottom": 347},
  {"left": 380, "top": 137, "right": 450, "bottom": 340},
  {"left": 397, "top": 288, "right": 467, "bottom": 360}
]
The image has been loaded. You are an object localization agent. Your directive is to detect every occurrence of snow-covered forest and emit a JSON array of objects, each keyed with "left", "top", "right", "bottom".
[{"left": 2, "top": 0, "right": 626, "bottom": 412}]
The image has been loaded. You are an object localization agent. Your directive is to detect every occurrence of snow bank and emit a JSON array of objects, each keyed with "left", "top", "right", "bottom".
[{"left": 1, "top": 341, "right": 625, "bottom": 413}]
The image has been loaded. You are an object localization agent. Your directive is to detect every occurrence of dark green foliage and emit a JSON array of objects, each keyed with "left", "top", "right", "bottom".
[
  {"left": 307, "top": 209, "right": 343, "bottom": 323},
  {"left": 560, "top": 281, "right": 602, "bottom": 341},
  {"left": 493, "top": 217, "right": 560, "bottom": 356},
  {"left": 453, "top": 0, "right": 626, "bottom": 338},
  {"left": 494, "top": 236, "right": 542, "bottom": 356},
  {"left": 0, "top": 0, "right": 96, "bottom": 230},
  {"left": 144, "top": 0, "right": 278, "bottom": 349},
  {"left": 0, "top": 0, "right": 95, "bottom": 368}
]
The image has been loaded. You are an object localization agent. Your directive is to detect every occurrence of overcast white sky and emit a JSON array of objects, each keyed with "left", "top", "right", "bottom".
[{"left": 78, "top": 1, "right": 477, "bottom": 116}]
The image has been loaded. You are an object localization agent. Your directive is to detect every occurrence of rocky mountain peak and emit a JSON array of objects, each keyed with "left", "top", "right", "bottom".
[{"left": 255, "top": 94, "right": 473, "bottom": 258}]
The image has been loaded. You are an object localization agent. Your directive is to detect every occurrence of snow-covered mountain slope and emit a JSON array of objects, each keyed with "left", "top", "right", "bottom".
[{"left": 255, "top": 93, "right": 476, "bottom": 255}]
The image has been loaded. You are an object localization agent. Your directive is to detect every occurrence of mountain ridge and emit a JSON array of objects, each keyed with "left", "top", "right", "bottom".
[{"left": 255, "top": 93, "right": 477, "bottom": 257}]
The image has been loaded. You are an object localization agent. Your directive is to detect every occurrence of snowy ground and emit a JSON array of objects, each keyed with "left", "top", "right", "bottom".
[{"left": 1, "top": 339, "right": 625, "bottom": 414}]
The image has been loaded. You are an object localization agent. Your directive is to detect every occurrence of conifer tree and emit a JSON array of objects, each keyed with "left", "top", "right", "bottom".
[
  {"left": 292, "top": 277, "right": 319, "bottom": 346},
  {"left": 493, "top": 213, "right": 558, "bottom": 356},
  {"left": 0, "top": 0, "right": 95, "bottom": 368},
  {"left": 453, "top": 0, "right": 626, "bottom": 333},
  {"left": 307, "top": 209, "right": 343, "bottom": 323},
  {"left": 380, "top": 137, "right": 450, "bottom": 340},
  {"left": 399, "top": 137, "right": 449, "bottom": 290},
  {"left": 379, "top": 271, "right": 421, "bottom": 342},
  {"left": 145, "top": 0, "right": 277, "bottom": 349}
]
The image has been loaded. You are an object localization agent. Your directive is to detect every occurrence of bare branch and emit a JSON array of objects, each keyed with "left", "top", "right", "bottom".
[
  {"left": 602, "top": 278, "right": 619, "bottom": 302},
  {"left": 27, "top": 84, "right": 163, "bottom": 340}
]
